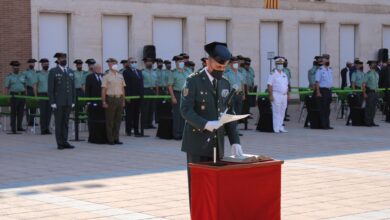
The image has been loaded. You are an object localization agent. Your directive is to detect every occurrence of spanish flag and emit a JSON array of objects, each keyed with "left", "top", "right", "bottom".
[{"left": 264, "top": 0, "right": 279, "bottom": 9}]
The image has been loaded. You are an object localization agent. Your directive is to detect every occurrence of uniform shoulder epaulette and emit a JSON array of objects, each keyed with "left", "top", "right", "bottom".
[{"left": 188, "top": 71, "right": 201, "bottom": 79}]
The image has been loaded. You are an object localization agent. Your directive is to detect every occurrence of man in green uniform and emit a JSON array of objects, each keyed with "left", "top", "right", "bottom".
[
  {"left": 164, "top": 60, "right": 172, "bottom": 71},
  {"left": 168, "top": 55, "right": 188, "bottom": 140},
  {"left": 73, "top": 59, "right": 87, "bottom": 96},
  {"left": 181, "top": 42, "right": 243, "bottom": 204},
  {"left": 142, "top": 57, "right": 158, "bottom": 129},
  {"left": 24, "top": 58, "right": 38, "bottom": 126},
  {"left": 35, "top": 58, "right": 52, "bottom": 134},
  {"left": 48, "top": 53, "right": 76, "bottom": 150},
  {"left": 308, "top": 60, "right": 318, "bottom": 89},
  {"left": 351, "top": 61, "right": 364, "bottom": 90},
  {"left": 362, "top": 60, "right": 380, "bottom": 127},
  {"left": 224, "top": 56, "right": 245, "bottom": 115},
  {"left": 4, "top": 61, "right": 26, "bottom": 134},
  {"left": 155, "top": 58, "right": 168, "bottom": 94}
]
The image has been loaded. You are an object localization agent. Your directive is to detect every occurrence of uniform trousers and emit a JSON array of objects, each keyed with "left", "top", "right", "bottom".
[{"left": 271, "top": 92, "right": 287, "bottom": 132}]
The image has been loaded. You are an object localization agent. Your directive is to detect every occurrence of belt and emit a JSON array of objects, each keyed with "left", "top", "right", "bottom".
[
  {"left": 144, "top": 87, "right": 155, "bottom": 90},
  {"left": 107, "top": 95, "right": 123, "bottom": 98},
  {"left": 174, "top": 90, "right": 181, "bottom": 93},
  {"left": 10, "top": 92, "right": 24, "bottom": 95}
]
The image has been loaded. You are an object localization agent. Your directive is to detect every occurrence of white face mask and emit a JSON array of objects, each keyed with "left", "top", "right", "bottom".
[
  {"left": 130, "top": 63, "right": 137, "bottom": 69},
  {"left": 276, "top": 65, "right": 283, "bottom": 71},
  {"left": 111, "top": 64, "right": 119, "bottom": 71},
  {"left": 178, "top": 62, "right": 185, "bottom": 69},
  {"left": 232, "top": 63, "right": 239, "bottom": 69}
]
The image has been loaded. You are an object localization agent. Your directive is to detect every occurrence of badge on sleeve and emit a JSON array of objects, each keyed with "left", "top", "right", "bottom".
[
  {"left": 183, "top": 88, "right": 189, "bottom": 97},
  {"left": 221, "top": 89, "right": 229, "bottom": 98}
]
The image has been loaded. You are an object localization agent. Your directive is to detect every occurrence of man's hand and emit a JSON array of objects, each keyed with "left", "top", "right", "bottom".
[
  {"left": 316, "top": 92, "right": 322, "bottom": 97},
  {"left": 102, "top": 102, "right": 108, "bottom": 109},
  {"left": 71, "top": 104, "right": 75, "bottom": 108},
  {"left": 363, "top": 93, "right": 368, "bottom": 99},
  {"left": 171, "top": 97, "right": 177, "bottom": 105},
  {"left": 269, "top": 95, "right": 274, "bottom": 102},
  {"left": 51, "top": 104, "right": 57, "bottom": 109},
  {"left": 231, "top": 144, "right": 244, "bottom": 157},
  {"left": 204, "top": 121, "right": 223, "bottom": 132}
]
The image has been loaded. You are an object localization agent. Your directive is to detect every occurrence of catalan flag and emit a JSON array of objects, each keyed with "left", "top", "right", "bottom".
[{"left": 264, "top": 0, "right": 279, "bottom": 9}]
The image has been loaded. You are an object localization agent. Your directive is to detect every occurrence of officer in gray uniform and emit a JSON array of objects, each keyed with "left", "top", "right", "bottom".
[
  {"left": 180, "top": 42, "right": 244, "bottom": 203},
  {"left": 48, "top": 53, "right": 76, "bottom": 150},
  {"left": 4, "top": 61, "right": 26, "bottom": 134},
  {"left": 35, "top": 58, "right": 52, "bottom": 134}
]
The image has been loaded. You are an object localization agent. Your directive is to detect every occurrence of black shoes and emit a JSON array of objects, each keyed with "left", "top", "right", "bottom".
[
  {"left": 17, "top": 128, "right": 25, "bottom": 132},
  {"left": 114, "top": 141, "right": 123, "bottom": 145},
  {"left": 58, "top": 143, "right": 75, "bottom": 150}
]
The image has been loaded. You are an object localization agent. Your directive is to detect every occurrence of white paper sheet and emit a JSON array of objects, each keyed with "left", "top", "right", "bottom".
[{"left": 219, "top": 113, "right": 250, "bottom": 125}]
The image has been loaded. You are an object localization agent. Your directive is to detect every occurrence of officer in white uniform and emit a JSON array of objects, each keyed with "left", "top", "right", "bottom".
[{"left": 267, "top": 57, "right": 289, "bottom": 133}]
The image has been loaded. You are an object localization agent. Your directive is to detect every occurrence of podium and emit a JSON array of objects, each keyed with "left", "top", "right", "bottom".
[{"left": 189, "top": 160, "right": 283, "bottom": 220}]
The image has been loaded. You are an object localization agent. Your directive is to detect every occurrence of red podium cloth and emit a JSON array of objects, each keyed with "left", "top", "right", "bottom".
[{"left": 189, "top": 160, "right": 283, "bottom": 220}]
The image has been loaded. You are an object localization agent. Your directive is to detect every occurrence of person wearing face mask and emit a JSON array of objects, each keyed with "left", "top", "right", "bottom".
[
  {"left": 362, "top": 60, "right": 380, "bottom": 127},
  {"left": 315, "top": 56, "right": 334, "bottom": 130},
  {"left": 73, "top": 59, "right": 87, "bottom": 96},
  {"left": 123, "top": 57, "right": 144, "bottom": 137},
  {"left": 24, "top": 58, "right": 38, "bottom": 126},
  {"left": 168, "top": 55, "right": 188, "bottom": 140},
  {"left": 180, "top": 42, "right": 243, "bottom": 205},
  {"left": 35, "top": 58, "right": 52, "bottom": 134},
  {"left": 101, "top": 58, "right": 126, "bottom": 145},
  {"left": 224, "top": 56, "right": 246, "bottom": 117},
  {"left": 4, "top": 61, "right": 26, "bottom": 134},
  {"left": 85, "top": 64, "right": 108, "bottom": 144},
  {"left": 267, "top": 57, "right": 290, "bottom": 133},
  {"left": 141, "top": 57, "right": 158, "bottom": 129},
  {"left": 48, "top": 52, "right": 76, "bottom": 149}
]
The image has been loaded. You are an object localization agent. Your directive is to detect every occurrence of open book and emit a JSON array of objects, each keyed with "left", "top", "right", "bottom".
[{"left": 222, "top": 154, "right": 273, "bottom": 163}]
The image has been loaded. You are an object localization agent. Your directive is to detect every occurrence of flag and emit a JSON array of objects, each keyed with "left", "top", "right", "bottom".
[{"left": 264, "top": 0, "right": 279, "bottom": 9}]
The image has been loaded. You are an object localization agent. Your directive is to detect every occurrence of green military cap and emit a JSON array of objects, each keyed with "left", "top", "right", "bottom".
[
  {"left": 185, "top": 61, "right": 195, "bottom": 67},
  {"left": 155, "top": 58, "right": 163, "bottom": 63},
  {"left": 73, "top": 59, "right": 83, "bottom": 65},
  {"left": 314, "top": 56, "right": 322, "bottom": 61},
  {"left": 237, "top": 55, "right": 245, "bottom": 60},
  {"left": 244, "top": 57, "right": 251, "bottom": 63},
  {"left": 322, "top": 54, "right": 330, "bottom": 59},
  {"left": 367, "top": 60, "right": 377, "bottom": 65},
  {"left": 179, "top": 53, "right": 189, "bottom": 59},
  {"left": 9, "top": 61, "right": 20, "bottom": 66},
  {"left": 356, "top": 60, "right": 363, "bottom": 65},
  {"left": 27, "top": 58, "right": 37, "bottom": 63},
  {"left": 163, "top": 60, "right": 171, "bottom": 64},
  {"left": 39, "top": 58, "right": 49, "bottom": 63},
  {"left": 120, "top": 59, "right": 128, "bottom": 64},
  {"left": 204, "top": 42, "right": 232, "bottom": 64},
  {"left": 200, "top": 57, "right": 208, "bottom": 62},
  {"left": 172, "top": 55, "right": 184, "bottom": 61},
  {"left": 85, "top": 59, "right": 96, "bottom": 65},
  {"left": 106, "top": 58, "right": 118, "bottom": 63},
  {"left": 54, "top": 52, "right": 67, "bottom": 59}
]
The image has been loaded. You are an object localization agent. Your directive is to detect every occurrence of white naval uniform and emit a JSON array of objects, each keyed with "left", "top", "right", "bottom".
[{"left": 267, "top": 69, "right": 289, "bottom": 133}]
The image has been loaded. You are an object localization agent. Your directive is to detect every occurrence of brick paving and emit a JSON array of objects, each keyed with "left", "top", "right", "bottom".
[{"left": 0, "top": 104, "right": 390, "bottom": 219}]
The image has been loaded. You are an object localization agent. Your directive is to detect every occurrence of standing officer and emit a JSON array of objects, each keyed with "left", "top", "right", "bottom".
[
  {"left": 85, "top": 59, "right": 96, "bottom": 74},
  {"left": 224, "top": 56, "right": 245, "bottom": 115},
  {"left": 267, "top": 57, "right": 289, "bottom": 133},
  {"left": 48, "top": 53, "right": 76, "bottom": 150},
  {"left": 102, "top": 58, "right": 126, "bottom": 144},
  {"left": 181, "top": 42, "right": 243, "bottom": 204},
  {"left": 24, "top": 58, "right": 38, "bottom": 126},
  {"left": 351, "top": 61, "right": 364, "bottom": 90},
  {"left": 35, "top": 58, "right": 52, "bottom": 134},
  {"left": 73, "top": 59, "right": 86, "bottom": 96},
  {"left": 164, "top": 60, "right": 172, "bottom": 71},
  {"left": 142, "top": 57, "right": 158, "bottom": 129},
  {"left": 119, "top": 60, "right": 128, "bottom": 74},
  {"left": 315, "top": 56, "right": 333, "bottom": 130},
  {"left": 168, "top": 55, "right": 188, "bottom": 140},
  {"left": 123, "top": 57, "right": 144, "bottom": 137},
  {"left": 155, "top": 58, "right": 168, "bottom": 94},
  {"left": 283, "top": 58, "right": 292, "bottom": 121},
  {"left": 4, "top": 61, "right": 26, "bottom": 134},
  {"left": 362, "top": 60, "right": 380, "bottom": 127}
]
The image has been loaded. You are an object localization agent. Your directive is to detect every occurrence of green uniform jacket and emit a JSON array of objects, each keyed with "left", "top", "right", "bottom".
[
  {"left": 180, "top": 70, "right": 240, "bottom": 158},
  {"left": 48, "top": 66, "right": 76, "bottom": 106}
]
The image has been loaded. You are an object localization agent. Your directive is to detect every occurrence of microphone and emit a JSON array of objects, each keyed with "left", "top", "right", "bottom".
[{"left": 224, "top": 88, "right": 236, "bottom": 107}]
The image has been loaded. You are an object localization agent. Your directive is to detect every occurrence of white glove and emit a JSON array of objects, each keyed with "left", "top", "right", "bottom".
[
  {"left": 51, "top": 104, "right": 57, "bottom": 109},
  {"left": 204, "top": 121, "right": 223, "bottom": 132},
  {"left": 71, "top": 104, "right": 75, "bottom": 108},
  {"left": 231, "top": 144, "right": 244, "bottom": 157}
]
